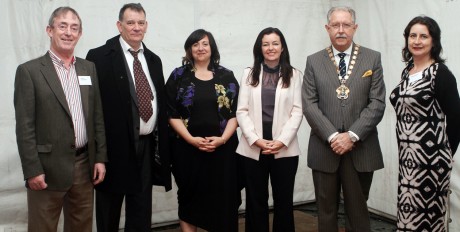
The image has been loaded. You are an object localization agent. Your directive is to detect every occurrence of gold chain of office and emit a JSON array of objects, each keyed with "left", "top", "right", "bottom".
[{"left": 326, "top": 44, "right": 360, "bottom": 99}]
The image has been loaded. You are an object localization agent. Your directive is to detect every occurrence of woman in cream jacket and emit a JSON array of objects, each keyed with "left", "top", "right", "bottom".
[{"left": 236, "top": 27, "right": 303, "bottom": 232}]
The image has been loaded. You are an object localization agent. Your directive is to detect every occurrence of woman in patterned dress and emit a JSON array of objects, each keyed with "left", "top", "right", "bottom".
[
  {"left": 165, "top": 29, "right": 241, "bottom": 232},
  {"left": 390, "top": 16, "right": 460, "bottom": 231}
]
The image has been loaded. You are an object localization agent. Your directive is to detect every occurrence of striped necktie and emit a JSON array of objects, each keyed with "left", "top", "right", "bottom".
[{"left": 338, "top": 52, "right": 346, "bottom": 78}]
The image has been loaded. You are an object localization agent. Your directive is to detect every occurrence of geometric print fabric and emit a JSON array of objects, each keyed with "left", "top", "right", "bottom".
[{"left": 390, "top": 63, "right": 452, "bottom": 232}]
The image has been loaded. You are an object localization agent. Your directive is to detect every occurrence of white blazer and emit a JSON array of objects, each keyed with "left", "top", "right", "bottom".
[{"left": 236, "top": 66, "right": 303, "bottom": 160}]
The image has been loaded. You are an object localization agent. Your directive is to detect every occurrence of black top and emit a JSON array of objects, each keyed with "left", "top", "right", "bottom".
[{"left": 188, "top": 77, "right": 220, "bottom": 137}]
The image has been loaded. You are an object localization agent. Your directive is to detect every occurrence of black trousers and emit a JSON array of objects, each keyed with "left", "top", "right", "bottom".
[
  {"left": 243, "top": 154, "right": 299, "bottom": 232},
  {"left": 96, "top": 135, "right": 154, "bottom": 232}
]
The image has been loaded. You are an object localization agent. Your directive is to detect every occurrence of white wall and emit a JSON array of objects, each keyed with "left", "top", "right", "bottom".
[{"left": 1, "top": 0, "right": 460, "bottom": 231}]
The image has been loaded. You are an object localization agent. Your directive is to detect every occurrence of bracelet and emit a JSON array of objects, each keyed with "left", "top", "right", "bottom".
[{"left": 220, "top": 137, "right": 226, "bottom": 145}]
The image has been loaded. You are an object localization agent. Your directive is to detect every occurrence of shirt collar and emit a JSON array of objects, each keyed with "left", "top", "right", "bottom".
[
  {"left": 119, "top": 36, "right": 144, "bottom": 53},
  {"left": 48, "top": 50, "right": 76, "bottom": 66},
  {"left": 332, "top": 43, "right": 353, "bottom": 57}
]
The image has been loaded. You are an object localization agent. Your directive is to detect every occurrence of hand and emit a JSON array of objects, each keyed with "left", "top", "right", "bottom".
[
  {"left": 93, "top": 163, "right": 106, "bottom": 185},
  {"left": 188, "top": 137, "right": 215, "bottom": 152},
  {"left": 264, "top": 140, "right": 286, "bottom": 154},
  {"left": 27, "top": 174, "right": 47, "bottom": 190},
  {"left": 254, "top": 139, "right": 271, "bottom": 151},
  {"left": 205, "top": 136, "right": 225, "bottom": 148},
  {"left": 330, "top": 133, "right": 354, "bottom": 155},
  {"left": 255, "top": 139, "right": 284, "bottom": 155}
]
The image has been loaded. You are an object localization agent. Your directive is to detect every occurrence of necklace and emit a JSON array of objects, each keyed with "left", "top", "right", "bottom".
[{"left": 326, "top": 44, "right": 360, "bottom": 99}]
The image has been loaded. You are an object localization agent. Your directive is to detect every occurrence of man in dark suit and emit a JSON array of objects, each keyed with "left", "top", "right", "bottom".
[
  {"left": 302, "top": 6, "right": 386, "bottom": 232},
  {"left": 86, "top": 3, "right": 172, "bottom": 232},
  {"left": 14, "top": 7, "right": 107, "bottom": 232}
]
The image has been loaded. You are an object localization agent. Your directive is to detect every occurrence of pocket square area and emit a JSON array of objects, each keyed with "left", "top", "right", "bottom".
[{"left": 362, "top": 70, "right": 373, "bottom": 77}]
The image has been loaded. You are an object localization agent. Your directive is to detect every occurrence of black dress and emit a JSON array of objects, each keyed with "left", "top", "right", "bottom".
[{"left": 168, "top": 72, "right": 240, "bottom": 232}]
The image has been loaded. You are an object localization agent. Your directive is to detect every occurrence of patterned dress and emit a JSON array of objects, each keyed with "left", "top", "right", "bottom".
[{"left": 390, "top": 62, "right": 460, "bottom": 231}]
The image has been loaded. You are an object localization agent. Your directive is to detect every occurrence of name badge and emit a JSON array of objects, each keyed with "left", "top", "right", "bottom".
[{"left": 78, "top": 76, "right": 92, "bottom": 85}]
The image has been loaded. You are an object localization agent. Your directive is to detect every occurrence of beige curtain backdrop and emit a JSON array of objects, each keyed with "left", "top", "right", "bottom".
[{"left": 1, "top": 0, "right": 459, "bottom": 231}]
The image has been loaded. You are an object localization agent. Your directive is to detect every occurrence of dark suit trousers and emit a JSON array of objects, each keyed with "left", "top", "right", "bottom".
[
  {"left": 243, "top": 154, "right": 298, "bottom": 232},
  {"left": 96, "top": 135, "right": 153, "bottom": 232},
  {"left": 27, "top": 153, "right": 93, "bottom": 232},
  {"left": 312, "top": 153, "right": 373, "bottom": 232}
]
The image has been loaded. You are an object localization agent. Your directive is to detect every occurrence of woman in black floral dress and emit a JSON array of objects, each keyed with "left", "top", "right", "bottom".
[
  {"left": 390, "top": 16, "right": 460, "bottom": 231},
  {"left": 165, "top": 29, "right": 241, "bottom": 232}
]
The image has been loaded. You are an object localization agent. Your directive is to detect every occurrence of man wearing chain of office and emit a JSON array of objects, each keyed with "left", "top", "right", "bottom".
[{"left": 302, "top": 6, "right": 386, "bottom": 232}]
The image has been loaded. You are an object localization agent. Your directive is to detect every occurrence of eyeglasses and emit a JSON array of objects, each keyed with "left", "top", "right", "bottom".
[
  {"left": 54, "top": 23, "right": 80, "bottom": 33},
  {"left": 329, "top": 23, "right": 354, "bottom": 30}
]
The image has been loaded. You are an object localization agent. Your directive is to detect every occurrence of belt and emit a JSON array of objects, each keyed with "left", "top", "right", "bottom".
[{"left": 76, "top": 144, "right": 88, "bottom": 156}]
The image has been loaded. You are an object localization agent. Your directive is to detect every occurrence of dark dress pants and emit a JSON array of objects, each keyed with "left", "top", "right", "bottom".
[
  {"left": 312, "top": 153, "right": 373, "bottom": 232},
  {"left": 96, "top": 135, "right": 154, "bottom": 232},
  {"left": 243, "top": 154, "right": 299, "bottom": 232}
]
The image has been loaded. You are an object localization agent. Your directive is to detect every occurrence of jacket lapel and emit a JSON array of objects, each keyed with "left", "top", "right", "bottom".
[
  {"left": 40, "top": 54, "right": 71, "bottom": 117},
  {"left": 75, "top": 59, "right": 89, "bottom": 119},
  {"left": 273, "top": 65, "right": 283, "bottom": 134},
  {"left": 251, "top": 68, "right": 263, "bottom": 133},
  {"left": 322, "top": 49, "right": 341, "bottom": 86},
  {"left": 345, "top": 45, "right": 360, "bottom": 86},
  {"left": 111, "top": 39, "right": 137, "bottom": 108},
  {"left": 143, "top": 45, "right": 161, "bottom": 95}
]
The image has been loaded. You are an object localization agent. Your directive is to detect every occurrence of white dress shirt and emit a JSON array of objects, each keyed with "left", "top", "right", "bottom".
[{"left": 119, "top": 37, "right": 158, "bottom": 135}]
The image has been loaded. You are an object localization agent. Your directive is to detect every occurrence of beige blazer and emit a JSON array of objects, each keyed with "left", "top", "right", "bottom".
[{"left": 236, "top": 66, "right": 303, "bottom": 160}]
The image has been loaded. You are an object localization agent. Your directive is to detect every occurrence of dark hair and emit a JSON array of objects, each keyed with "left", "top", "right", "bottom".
[
  {"left": 249, "top": 27, "right": 293, "bottom": 88},
  {"left": 119, "top": 3, "right": 146, "bottom": 21},
  {"left": 182, "top": 29, "right": 220, "bottom": 71},
  {"left": 402, "top": 15, "right": 445, "bottom": 63},
  {"left": 48, "top": 7, "right": 82, "bottom": 32}
]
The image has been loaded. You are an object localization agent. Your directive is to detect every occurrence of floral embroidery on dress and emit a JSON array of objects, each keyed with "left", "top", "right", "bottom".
[
  {"left": 176, "top": 83, "right": 194, "bottom": 127},
  {"left": 177, "top": 84, "right": 195, "bottom": 107},
  {"left": 215, "top": 84, "right": 230, "bottom": 109},
  {"left": 172, "top": 66, "right": 185, "bottom": 81},
  {"left": 215, "top": 82, "right": 238, "bottom": 132}
]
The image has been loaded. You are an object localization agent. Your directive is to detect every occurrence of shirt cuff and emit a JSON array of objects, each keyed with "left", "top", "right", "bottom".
[
  {"left": 348, "top": 131, "right": 360, "bottom": 142},
  {"left": 328, "top": 132, "right": 339, "bottom": 143}
]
